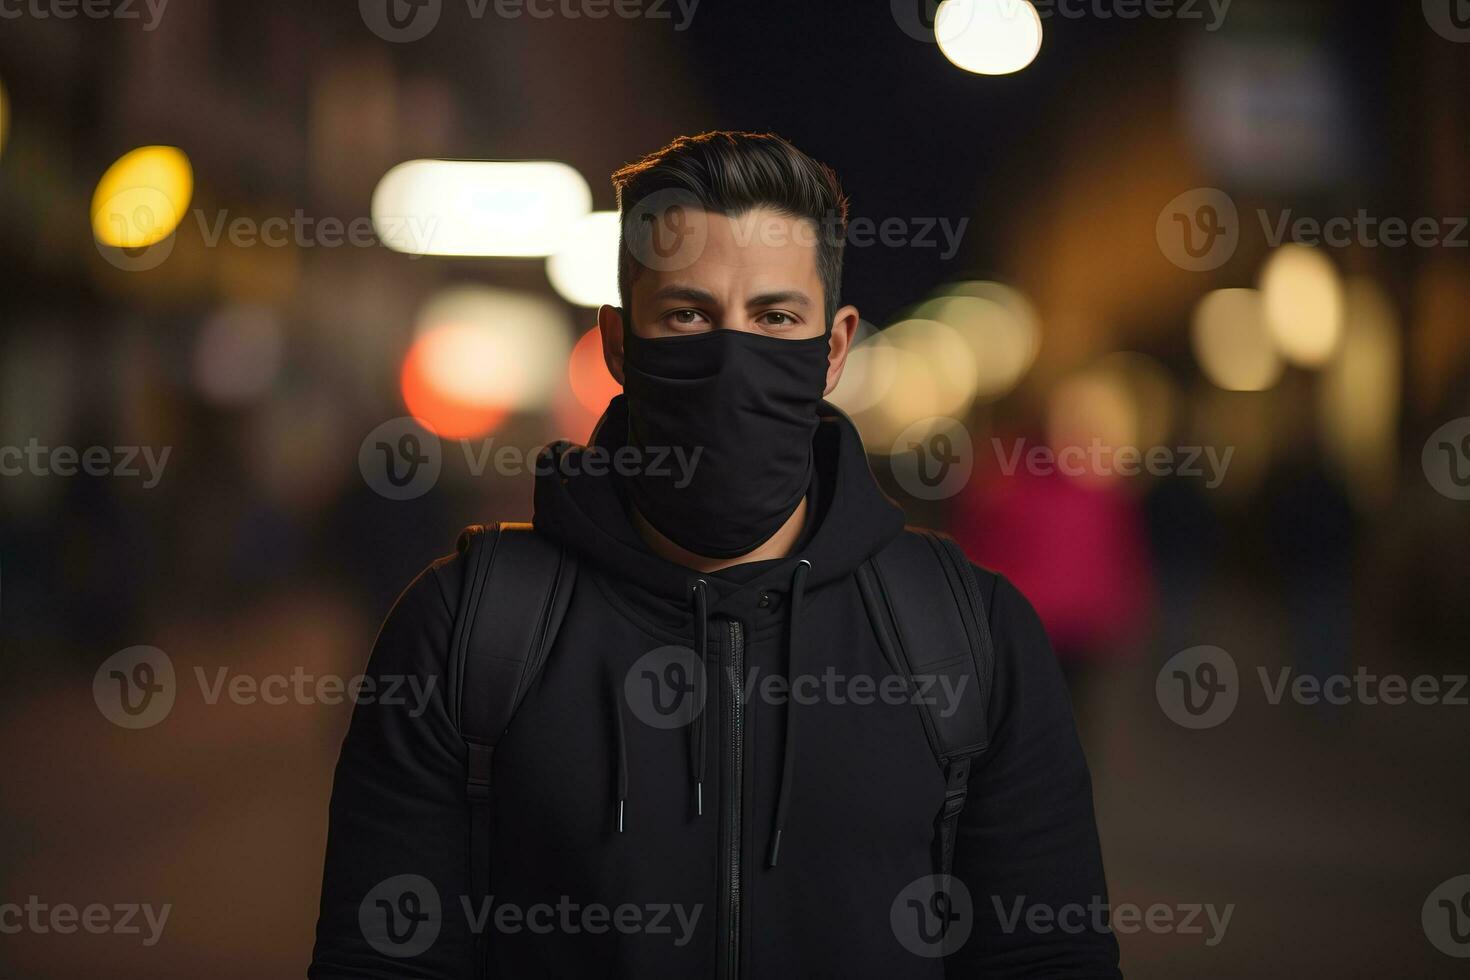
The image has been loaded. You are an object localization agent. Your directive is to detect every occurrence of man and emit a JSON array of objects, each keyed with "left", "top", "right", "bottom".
[{"left": 310, "top": 131, "right": 1120, "bottom": 978}]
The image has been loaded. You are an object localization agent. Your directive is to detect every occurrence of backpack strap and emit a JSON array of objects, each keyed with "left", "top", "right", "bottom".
[
  {"left": 856, "top": 528, "right": 994, "bottom": 877},
  {"left": 448, "top": 522, "right": 577, "bottom": 975}
]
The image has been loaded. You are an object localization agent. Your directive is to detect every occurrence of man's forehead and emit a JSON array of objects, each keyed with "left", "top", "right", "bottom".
[
  {"left": 647, "top": 208, "right": 821, "bottom": 275},
  {"left": 707, "top": 207, "right": 821, "bottom": 244}
]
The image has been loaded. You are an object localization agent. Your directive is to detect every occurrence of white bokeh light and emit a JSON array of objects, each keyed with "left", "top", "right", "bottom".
[
  {"left": 547, "top": 211, "right": 622, "bottom": 308},
  {"left": 935, "top": 0, "right": 1044, "bottom": 76},
  {"left": 372, "top": 160, "right": 591, "bottom": 257}
]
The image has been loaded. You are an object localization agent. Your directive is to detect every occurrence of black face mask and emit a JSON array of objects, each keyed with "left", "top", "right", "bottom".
[{"left": 621, "top": 326, "right": 831, "bottom": 559}]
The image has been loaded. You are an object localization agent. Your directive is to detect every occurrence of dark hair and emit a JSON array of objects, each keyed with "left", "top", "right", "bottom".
[{"left": 611, "top": 131, "right": 849, "bottom": 325}]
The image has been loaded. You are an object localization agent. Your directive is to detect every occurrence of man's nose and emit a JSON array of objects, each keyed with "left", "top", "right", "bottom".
[{"left": 714, "top": 319, "right": 756, "bottom": 335}]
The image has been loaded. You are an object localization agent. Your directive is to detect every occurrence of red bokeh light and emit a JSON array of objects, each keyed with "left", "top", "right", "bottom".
[
  {"left": 568, "top": 326, "right": 621, "bottom": 415},
  {"left": 399, "top": 333, "right": 507, "bottom": 439}
]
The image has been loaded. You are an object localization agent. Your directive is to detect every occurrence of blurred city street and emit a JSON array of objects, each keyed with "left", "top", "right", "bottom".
[
  {"left": 3, "top": 570, "right": 1467, "bottom": 977},
  {"left": 2, "top": 0, "right": 1469, "bottom": 976}
]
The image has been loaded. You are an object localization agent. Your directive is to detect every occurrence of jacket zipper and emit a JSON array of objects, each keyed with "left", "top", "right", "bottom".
[{"left": 717, "top": 619, "right": 745, "bottom": 980}]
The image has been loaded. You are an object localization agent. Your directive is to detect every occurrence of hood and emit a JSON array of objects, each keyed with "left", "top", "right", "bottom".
[
  {"left": 533, "top": 394, "right": 905, "bottom": 863},
  {"left": 534, "top": 394, "right": 905, "bottom": 618}
]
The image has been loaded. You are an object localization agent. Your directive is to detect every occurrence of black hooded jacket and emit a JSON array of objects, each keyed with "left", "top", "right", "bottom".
[{"left": 310, "top": 398, "right": 1121, "bottom": 979}]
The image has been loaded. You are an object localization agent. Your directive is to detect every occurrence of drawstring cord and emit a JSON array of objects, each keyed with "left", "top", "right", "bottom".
[
  {"left": 767, "top": 558, "right": 810, "bottom": 867},
  {"left": 611, "top": 560, "right": 811, "bottom": 859},
  {"left": 613, "top": 670, "right": 629, "bottom": 833},
  {"left": 612, "top": 579, "right": 709, "bottom": 833},
  {"left": 690, "top": 579, "right": 709, "bottom": 817}
]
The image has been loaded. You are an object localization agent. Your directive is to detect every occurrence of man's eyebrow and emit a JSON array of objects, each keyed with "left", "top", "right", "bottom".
[
  {"left": 748, "top": 290, "right": 813, "bottom": 309},
  {"left": 648, "top": 284, "right": 720, "bottom": 305}
]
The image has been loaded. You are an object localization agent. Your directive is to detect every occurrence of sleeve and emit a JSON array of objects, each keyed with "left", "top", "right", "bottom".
[
  {"left": 945, "top": 571, "right": 1122, "bottom": 979},
  {"left": 308, "top": 557, "right": 480, "bottom": 979}
]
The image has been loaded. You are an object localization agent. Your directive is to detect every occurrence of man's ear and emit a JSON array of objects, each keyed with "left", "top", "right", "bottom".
[
  {"left": 598, "top": 304, "right": 626, "bottom": 385},
  {"left": 823, "top": 304, "right": 861, "bottom": 396}
]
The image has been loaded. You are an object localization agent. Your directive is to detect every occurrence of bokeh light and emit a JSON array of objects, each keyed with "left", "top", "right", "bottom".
[
  {"left": 851, "top": 346, "right": 945, "bottom": 450},
  {"left": 1259, "top": 244, "right": 1344, "bottom": 367},
  {"left": 1, "top": 10, "right": 1462, "bottom": 980},
  {"left": 935, "top": 0, "right": 1044, "bottom": 76},
  {"left": 372, "top": 159, "right": 592, "bottom": 257},
  {"left": 919, "top": 280, "right": 1041, "bottom": 399},
  {"left": 1047, "top": 365, "right": 1139, "bottom": 485},
  {"left": 548, "top": 211, "right": 621, "bottom": 307},
  {"left": 1092, "top": 351, "right": 1179, "bottom": 454},
  {"left": 90, "top": 145, "right": 194, "bottom": 248},
  {"left": 401, "top": 331, "right": 510, "bottom": 440},
  {"left": 827, "top": 320, "right": 894, "bottom": 416},
  {"left": 568, "top": 325, "right": 622, "bottom": 414},
  {"left": 1191, "top": 287, "right": 1283, "bottom": 392},
  {"left": 400, "top": 286, "right": 571, "bottom": 438},
  {"left": 834, "top": 282, "right": 1040, "bottom": 448},
  {"left": 883, "top": 318, "right": 981, "bottom": 418}
]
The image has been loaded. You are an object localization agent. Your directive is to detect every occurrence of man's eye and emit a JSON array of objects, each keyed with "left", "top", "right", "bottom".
[
  {"left": 760, "top": 311, "right": 796, "bottom": 327},
  {"left": 671, "top": 309, "right": 705, "bottom": 324}
]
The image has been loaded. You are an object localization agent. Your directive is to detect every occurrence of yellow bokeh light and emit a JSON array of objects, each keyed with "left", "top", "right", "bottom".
[
  {"left": 1191, "top": 288, "right": 1283, "bottom": 392},
  {"left": 840, "top": 344, "right": 941, "bottom": 451},
  {"left": 91, "top": 145, "right": 194, "bottom": 248},
  {"left": 1093, "top": 352, "right": 1178, "bottom": 453},
  {"left": 919, "top": 281, "right": 1040, "bottom": 399},
  {"left": 873, "top": 347, "right": 946, "bottom": 446},
  {"left": 1259, "top": 244, "right": 1344, "bottom": 367},
  {"left": 827, "top": 322, "right": 894, "bottom": 416},
  {"left": 1047, "top": 367, "right": 1139, "bottom": 485},
  {"left": 883, "top": 318, "right": 980, "bottom": 419}
]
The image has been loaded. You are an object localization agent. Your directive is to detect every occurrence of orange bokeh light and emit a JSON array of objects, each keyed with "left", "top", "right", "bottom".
[
  {"left": 568, "top": 326, "right": 621, "bottom": 414},
  {"left": 400, "top": 332, "right": 507, "bottom": 439}
]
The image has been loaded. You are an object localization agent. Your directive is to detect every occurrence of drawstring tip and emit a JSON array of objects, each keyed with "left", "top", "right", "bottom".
[
  {"left": 617, "top": 799, "right": 625, "bottom": 834},
  {"left": 766, "top": 830, "right": 783, "bottom": 868},
  {"left": 696, "top": 781, "right": 703, "bottom": 817}
]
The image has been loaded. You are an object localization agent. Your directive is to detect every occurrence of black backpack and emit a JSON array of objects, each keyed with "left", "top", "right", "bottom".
[{"left": 448, "top": 522, "right": 994, "bottom": 931}]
